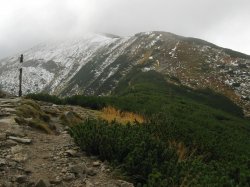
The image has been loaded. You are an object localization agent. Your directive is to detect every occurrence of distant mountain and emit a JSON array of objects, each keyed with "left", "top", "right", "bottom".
[{"left": 0, "top": 31, "right": 249, "bottom": 116}]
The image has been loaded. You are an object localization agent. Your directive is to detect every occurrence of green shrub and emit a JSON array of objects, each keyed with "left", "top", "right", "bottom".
[
  {"left": 26, "top": 93, "right": 63, "bottom": 105},
  {"left": 70, "top": 118, "right": 250, "bottom": 186},
  {"left": 28, "top": 70, "right": 250, "bottom": 186}
]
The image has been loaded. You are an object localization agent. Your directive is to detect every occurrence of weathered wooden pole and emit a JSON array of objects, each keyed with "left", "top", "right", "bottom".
[{"left": 19, "top": 54, "right": 23, "bottom": 97}]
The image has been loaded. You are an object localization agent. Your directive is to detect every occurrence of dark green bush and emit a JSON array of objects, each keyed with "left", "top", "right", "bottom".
[
  {"left": 70, "top": 118, "right": 250, "bottom": 186},
  {"left": 28, "top": 70, "right": 250, "bottom": 186},
  {"left": 26, "top": 93, "right": 63, "bottom": 105}
]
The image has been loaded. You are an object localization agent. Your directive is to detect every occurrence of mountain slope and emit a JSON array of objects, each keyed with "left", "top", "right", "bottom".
[
  {"left": 26, "top": 70, "right": 250, "bottom": 186},
  {"left": 0, "top": 31, "right": 249, "bottom": 116},
  {"left": 0, "top": 33, "right": 133, "bottom": 95}
]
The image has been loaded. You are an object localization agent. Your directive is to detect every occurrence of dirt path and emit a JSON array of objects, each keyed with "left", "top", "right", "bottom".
[{"left": 0, "top": 98, "right": 133, "bottom": 187}]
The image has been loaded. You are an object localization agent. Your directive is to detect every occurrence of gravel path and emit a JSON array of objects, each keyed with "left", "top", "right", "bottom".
[{"left": 0, "top": 98, "right": 133, "bottom": 187}]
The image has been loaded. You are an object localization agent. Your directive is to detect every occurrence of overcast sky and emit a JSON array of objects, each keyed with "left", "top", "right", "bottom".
[{"left": 0, "top": 0, "right": 250, "bottom": 59}]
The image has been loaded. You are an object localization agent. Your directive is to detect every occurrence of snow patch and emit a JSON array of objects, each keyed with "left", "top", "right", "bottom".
[
  {"left": 169, "top": 42, "right": 180, "bottom": 58},
  {"left": 142, "top": 67, "right": 155, "bottom": 72}
]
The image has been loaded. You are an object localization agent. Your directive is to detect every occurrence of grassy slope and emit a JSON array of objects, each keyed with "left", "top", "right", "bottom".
[
  {"left": 27, "top": 69, "right": 250, "bottom": 186},
  {"left": 111, "top": 69, "right": 250, "bottom": 167}
]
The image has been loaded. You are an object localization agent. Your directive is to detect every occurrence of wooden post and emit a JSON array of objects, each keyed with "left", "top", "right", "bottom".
[{"left": 19, "top": 54, "right": 23, "bottom": 97}]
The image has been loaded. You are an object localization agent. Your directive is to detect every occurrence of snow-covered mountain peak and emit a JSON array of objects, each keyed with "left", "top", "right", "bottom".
[
  {"left": 0, "top": 31, "right": 249, "bottom": 116},
  {"left": 0, "top": 32, "right": 132, "bottom": 95}
]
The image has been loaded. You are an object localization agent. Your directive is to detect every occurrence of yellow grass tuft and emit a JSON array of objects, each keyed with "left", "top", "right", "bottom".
[
  {"left": 138, "top": 51, "right": 152, "bottom": 64},
  {"left": 169, "top": 140, "right": 197, "bottom": 162},
  {"left": 100, "top": 106, "right": 145, "bottom": 124}
]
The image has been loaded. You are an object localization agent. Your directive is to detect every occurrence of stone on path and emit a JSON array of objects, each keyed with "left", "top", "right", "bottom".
[
  {"left": 65, "top": 149, "right": 78, "bottom": 157},
  {"left": 92, "top": 161, "right": 101, "bottom": 167},
  {"left": 8, "top": 136, "right": 32, "bottom": 144}
]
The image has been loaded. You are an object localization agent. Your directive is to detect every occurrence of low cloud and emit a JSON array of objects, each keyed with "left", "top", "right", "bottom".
[{"left": 0, "top": 0, "right": 250, "bottom": 58}]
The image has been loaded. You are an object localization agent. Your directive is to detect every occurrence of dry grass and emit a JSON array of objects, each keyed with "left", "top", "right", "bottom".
[
  {"left": 15, "top": 117, "right": 53, "bottom": 134},
  {"left": 138, "top": 50, "right": 152, "bottom": 64},
  {"left": 60, "top": 111, "right": 83, "bottom": 127},
  {"left": 15, "top": 99, "right": 54, "bottom": 134},
  {"left": 168, "top": 140, "right": 200, "bottom": 187},
  {"left": 21, "top": 99, "right": 41, "bottom": 111},
  {"left": 169, "top": 140, "right": 197, "bottom": 162},
  {"left": 27, "top": 119, "right": 53, "bottom": 134},
  {"left": 100, "top": 106, "right": 145, "bottom": 124},
  {"left": 16, "top": 103, "right": 51, "bottom": 122}
]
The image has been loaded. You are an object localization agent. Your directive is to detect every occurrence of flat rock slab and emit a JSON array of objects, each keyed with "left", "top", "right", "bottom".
[
  {"left": 0, "top": 104, "right": 16, "bottom": 108},
  {"left": 8, "top": 136, "right": 32, "bottom": 144},
  {"left": 4, "top": 108, "right": 17, "bottom": 113},
  {"left": 0, "top": 112, "right": 11, "bottom": 117},
  {"left": 0, "top": 117, "right": 16, "bottom": 125},
  {"left": 0, "top": 98, "right": 21, "bottom": 103}
]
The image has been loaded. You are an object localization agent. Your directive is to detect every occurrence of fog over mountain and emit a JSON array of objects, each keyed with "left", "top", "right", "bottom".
[
  {"left": 0, "top": 0, "right": 250, "bottom": 59},
  {"left": 1, "top": 1, "right": 250, "bottom": 186}
]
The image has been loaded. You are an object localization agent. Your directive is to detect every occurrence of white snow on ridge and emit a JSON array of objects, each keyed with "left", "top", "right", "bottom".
[
  {"left": 169, "top": 42, "right": 180, "bottom": 58},
  {"left": 24, "top": 33, "right": 116, "bottom": 66},
  {"left": 0, "top": 33, "right": 124, "bottom": 95},
  {"left": 142, "top": 66, "right": 155, "bottom": 72},
  {"left": 94, "top": 37, "right": 135, "bottom": 78}
]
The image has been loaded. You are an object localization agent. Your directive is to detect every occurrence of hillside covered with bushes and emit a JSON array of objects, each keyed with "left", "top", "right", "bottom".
[{"left": 27, "top": 70, "right": 250, "bottom": 186}]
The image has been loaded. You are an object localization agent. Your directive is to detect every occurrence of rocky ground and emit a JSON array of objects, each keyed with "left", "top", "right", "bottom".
[{"left": 0, "top": 97, "right": 133, "bottom": 187}]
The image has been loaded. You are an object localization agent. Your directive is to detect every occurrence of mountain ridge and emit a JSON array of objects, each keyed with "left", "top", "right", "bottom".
[{"left": 0, "top": 31, "right": 249, "bottom": 116}]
